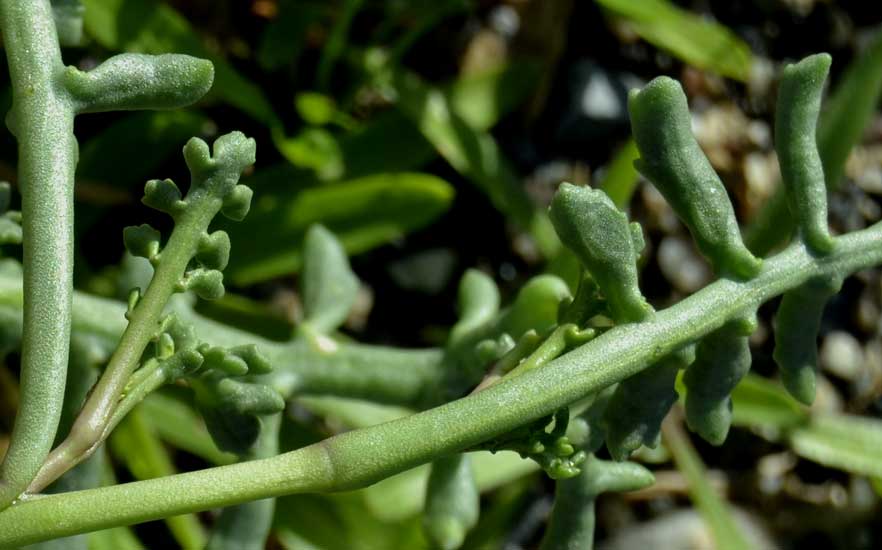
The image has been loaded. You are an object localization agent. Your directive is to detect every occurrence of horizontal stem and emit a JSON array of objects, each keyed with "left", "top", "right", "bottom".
[
  {"left": 1, "top": 221, "right": 880, "bottom": 546},
  {"left": 0, "top": 278, "right": 446, "bottom": 408}
]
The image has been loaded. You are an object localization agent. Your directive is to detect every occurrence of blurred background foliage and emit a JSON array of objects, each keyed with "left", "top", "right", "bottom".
[{"left": 3, "top": 0, "right": 882, "bottom": 548}]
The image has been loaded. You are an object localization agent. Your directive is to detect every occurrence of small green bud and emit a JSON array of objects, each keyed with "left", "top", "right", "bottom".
[
  {"left": 122, "top": 224, "right": 161, "bottom": 262},
  {"left": 182, "top": 137, "right": 212, "bottom": 176},
  {"left": 228, "top": 344, "right": 273, "bottom": 375},
  {"left": 157, "top": 332, "right": 175, "bottom": 360},
  {"left": 162, "top": 348, "right": 205, "bottom": 379},
  {"left": 160, "top": 315, "right": 199, "bottom": 351},
  {"left": 199, "top": 345, "right": 249, "bottom": 377},
  {"left": 549, "top": 184, "right": 651, "bottom": 323},
  {"left": 180, "top": 268, "right": 225, "bottom": 301},
  {"left": 221, "top": 185, "right": 253, "bottom": 221},
  {"left": 184, "top": 132, "right": 256, "bottom": 197},
  {"left": 196, "top": 231, "right": 231, "bottom": 271},
  {"left": 142, "top": 178, "right": 185, "bottom": 217},
  {"left": 125, "top": 288, "right": 140, "bottom": 320}
]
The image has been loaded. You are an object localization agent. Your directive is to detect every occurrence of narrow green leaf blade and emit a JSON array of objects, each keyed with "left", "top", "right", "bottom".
[
  {"left": 109, "top": 408, "right": 207, "bottom": 549},
  {"left": 599, "top": 138, "right": 641, "bottom": 209},
  {"left": 393, "top": 70, "right": 559, "bottom": 256},
  {"left": 597, "top": 0, "right": 753, "bottom": 81},
  {"left": 788, "top": 414, "right": 882, "bottom": 479},
  {"left": 226, "top": 173, "right": 454, "bottom": 285},
  {"left": 663, "top": 415, "right": 752, "bottom": 550}
]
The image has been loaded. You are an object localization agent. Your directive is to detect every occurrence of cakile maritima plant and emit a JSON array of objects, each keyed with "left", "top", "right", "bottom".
[{"left": 0, "top": 2, "right": 880, "bottom": 548}]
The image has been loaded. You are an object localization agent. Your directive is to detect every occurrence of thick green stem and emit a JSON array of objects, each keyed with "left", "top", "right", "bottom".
[
  {"left": 0, "top": 0, "right": 76, "bottom": 510},
  {"left": 0, "top": 277, "right": 446, "bottom": 408},
  {"left": 1, "top": 223, "right": 881, "bottom": 546}
]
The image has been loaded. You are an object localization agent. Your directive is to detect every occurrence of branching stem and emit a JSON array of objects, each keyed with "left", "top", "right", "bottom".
[
  {"left": 34, "top": 201, "right": 217, "bottom": 489},
  {"left": 1, "top": 222, "right": 881, "bottom": 546}
]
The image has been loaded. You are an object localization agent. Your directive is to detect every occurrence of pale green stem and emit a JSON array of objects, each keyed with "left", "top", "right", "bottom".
[
  {"left": 0, "top": 0, "right": 76, "bottom": 510},
  {"left": 35, "top": 203, "right": 224, "bottom": 490},
  {"left": 0, "top": 275, "right": 447, "bottom": 408},
  {"left": 1, "top": 223, "right": 881, "bottom": 546}
]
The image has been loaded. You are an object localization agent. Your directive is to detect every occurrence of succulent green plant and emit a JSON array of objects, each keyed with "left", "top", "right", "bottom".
[{"left": 0, "top": 1, "right": 880, "bottom": 548}]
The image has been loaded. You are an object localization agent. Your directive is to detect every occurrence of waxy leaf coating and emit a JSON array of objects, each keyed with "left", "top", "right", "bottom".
[
  {"left": 683, "top": 317, "right": 756, "bottom": 445},
  {"left": 773, "top": 274, "right": 842, "bottom": 404},
  {"left": 775, "top": 53, "right": 835, "bottom": 253},
  {"left": 629, "top": 77, "right": 761, "bottom": 279},
  {"left": 65, "top": 53, "right": 214, "bottom": 114}
]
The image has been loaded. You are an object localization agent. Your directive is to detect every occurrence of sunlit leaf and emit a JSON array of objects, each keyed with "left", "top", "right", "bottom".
[
  {"left": 663, "top": 414, "right": 752, "bottom": 550},
  {"left": 597, "top": 0, "right": 753, "bottom": 81},
  {"left": 393, "top": 70, "right": 559, "bottom": 256},
  {"left": 226, "top": 173, "right": 454, "bottom": 285},
  {"left": 598, "top": 138, "right": 641, "bottom": 209}
]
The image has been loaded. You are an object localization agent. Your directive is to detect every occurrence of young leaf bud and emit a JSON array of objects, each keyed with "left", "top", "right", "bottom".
[
  {"left": 228, "top": 344, "right": 273, "bottom": 375},
  {"left": 196, "top": 231, "right": 231, "bottom": 271},
  {"left": 549, "top": 183, "right": 651, "bottom": 323},
  {"left": 142, "top": 178, "right": 185, "bottom": 217},
  {"left": 199, "top": 345, "right": 249, "bottom": 377},
  {"left": 221, "top": 185, "right": 254, "bottom": 221},
  {"left": 122, "top": 224, "right": 161, "bottom": 262}
]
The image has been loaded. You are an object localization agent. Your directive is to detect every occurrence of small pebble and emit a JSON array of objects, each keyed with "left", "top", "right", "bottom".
[{"left": 820, "top": 331, "right": 864, "bottom": 381}]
